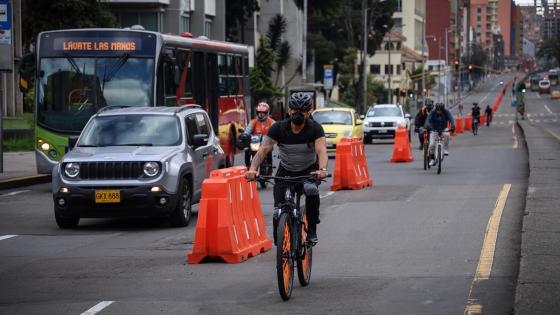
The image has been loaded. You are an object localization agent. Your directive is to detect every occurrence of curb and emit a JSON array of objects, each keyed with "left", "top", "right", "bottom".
[{"left": 0, "top": 175, "right": 51, "bottom": 190}]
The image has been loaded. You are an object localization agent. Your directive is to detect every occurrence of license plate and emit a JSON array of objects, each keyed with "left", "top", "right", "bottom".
[
  {"left": 378, "top": 129, "right": 387, "bottom": 134},
  {"left": 95, "top": 190, "right": 121, "bottom": 203}
]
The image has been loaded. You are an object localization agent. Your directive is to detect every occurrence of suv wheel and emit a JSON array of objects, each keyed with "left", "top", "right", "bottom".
[
  {"left": 55, "top": 210, "right": 79, "bottom": 229},
  {"left": 170, "top": 178, "right": 192, "bottom": 227},
  {"left": 364, "top": 134, "right": 372, "bottom": 144}
]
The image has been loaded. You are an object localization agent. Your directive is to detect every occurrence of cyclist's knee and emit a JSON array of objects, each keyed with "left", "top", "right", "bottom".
[{"left": 303, "top": 182, "right": 319, "bottom": 196}]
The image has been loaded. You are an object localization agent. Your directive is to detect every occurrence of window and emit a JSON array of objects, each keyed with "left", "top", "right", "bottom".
[
  {"left": 477, "top": 6, "right": 482, "bottom": 13},
  {"left": 185, "top": 115, "right": 198, "bottom": 145},
  {"left": 118, "top": 12, "right": 159, "bottom": 31},
  {"left": 396, "top": 65, "right": 401, "bottom": 75},
  {"left": 370, "top": 64, "right": 381, "bottom": 74},
  {"left": 163, "top": 49, "right": 177, "bottom": 106},
  {"left": 395, "top": 0, "right": 402, "bottom": 12},
  {"left": 140, "top": 12, "right": 158, "bottom": 31},
  {"left": 384, "top": 65, "right": 393, "bottom": 75},
  {"left": 181, "top": 14, "right": 190, "bottom": 33},
  {"left": 177, "top": 50, "right": 193, "bottom": 98},
  {"left": 195, "top": 113, "right": 211, "bottom": 136},
  {"left": 205, "top": 17, "right": 212, "bottom": 37}
]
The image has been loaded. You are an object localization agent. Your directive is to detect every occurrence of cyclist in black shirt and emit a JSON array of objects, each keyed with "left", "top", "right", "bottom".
[{"left": 245, "top": 92, "right": 328, "bottom": 243}]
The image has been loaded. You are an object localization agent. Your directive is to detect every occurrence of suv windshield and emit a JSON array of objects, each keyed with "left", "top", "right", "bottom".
[
  {"left": 367, "top": 107, "right": 401, "bottom": 117},
  {"left": 37, "top": 56, "right": 154, "bottom": 133},
  {"left": 78, "top": 115, "right": 181, "bottom": 147},
  {"left": 313, "top": 111, "right": 353, "bottom": 125}
]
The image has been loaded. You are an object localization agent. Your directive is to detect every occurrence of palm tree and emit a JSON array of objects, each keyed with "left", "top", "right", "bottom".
[{"left": 266, "top": 14, "right": 292, "bottom": 86}]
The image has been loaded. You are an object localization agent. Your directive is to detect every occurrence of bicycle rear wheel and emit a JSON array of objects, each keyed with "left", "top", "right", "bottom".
[
  {"left": 276, "top": 212, "right": 294, "bottom": 301},
  {"left": 423, "top": 143, "right": 428, "bottom": 170},
  {"left": 437, "top": 145, "right": 443, "bottom": 174},
  {"left": 297, "top": 211, "right": 312, "bottom": 286}
]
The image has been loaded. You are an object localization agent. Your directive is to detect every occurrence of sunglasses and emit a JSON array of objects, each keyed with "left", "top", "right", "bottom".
[
  {"left": 257, "top": 111, "right": 268, "bottom": 115},
  {"left": 290, "top": 108, "right": 309, "bottom": 114}
]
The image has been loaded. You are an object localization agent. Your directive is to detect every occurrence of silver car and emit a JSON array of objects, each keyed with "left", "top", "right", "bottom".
[{"left": 52, "top": 105, "right": 226, "bottom": 229}]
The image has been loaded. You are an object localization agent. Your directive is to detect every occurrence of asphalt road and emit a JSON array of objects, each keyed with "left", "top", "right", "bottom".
[{"left": 0, "top": 73, "right": 534, "bottom": 315}]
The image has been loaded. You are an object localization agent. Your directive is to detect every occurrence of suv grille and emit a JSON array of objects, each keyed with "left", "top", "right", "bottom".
[
  {"left": 325, "top": 133, "right": 337, "bottom": 138},
  {"left": 78, "top": 162, "right": 144, "bottom": 180},
  {"left": 369, "top": 122, "right": 394, "bottom": 127}
]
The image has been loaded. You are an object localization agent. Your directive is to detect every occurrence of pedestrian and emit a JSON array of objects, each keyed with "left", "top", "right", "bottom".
[{"left": 458, "top": 103, "right": 463, "bottom": 117}]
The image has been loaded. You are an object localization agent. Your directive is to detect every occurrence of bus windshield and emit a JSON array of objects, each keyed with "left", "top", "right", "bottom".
[{"left": 37, "top": 56, "right": 154, "bottom": 133}]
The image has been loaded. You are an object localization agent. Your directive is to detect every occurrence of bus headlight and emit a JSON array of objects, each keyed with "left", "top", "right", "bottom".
[
  {"left": 41, "top": 142, "right": 50, "bottom": 151},
  {"left": 64, "top": 163, "right": 80, "bottom": 178},
  {"left": 143, "top": 162, "right": 160, "bottom": 177}
]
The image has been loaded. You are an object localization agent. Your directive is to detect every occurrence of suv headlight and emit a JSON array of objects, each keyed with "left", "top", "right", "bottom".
[
  {"left": 143, "top": 162, "right": 160, "bottom": 177},
  {"left": 64, "top": 163, "right": 80, "bottom": 178}
]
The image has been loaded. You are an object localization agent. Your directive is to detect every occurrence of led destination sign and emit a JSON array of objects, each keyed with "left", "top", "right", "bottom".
[{"left": 55, "top": 38, "right": 141, "bottom": 52}]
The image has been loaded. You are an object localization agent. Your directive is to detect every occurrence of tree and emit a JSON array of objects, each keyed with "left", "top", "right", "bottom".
[
  {"left": 22, "top": 0, "right": 117, "bottom": 51},
  {"left": 249, "top": 37, "right": 282, "bottom": 104},
  {"left": 266, "top": 14, "right": 292, "bottom": 85},
  {"left": 537, "top": 39, "right": 560, "bottom": 67},
  {"left": 225, "top": 0, "right": 259, "bottom": 43}
]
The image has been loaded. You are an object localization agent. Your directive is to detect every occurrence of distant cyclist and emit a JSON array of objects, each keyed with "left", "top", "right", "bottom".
[
  {"left": 426, "top": 103, "right": 455, "bottom": 165},
  {"left": 245, "top": 92, "right": 328, "bottom": 243},
  {"left": 242, "top": 102, "right": 275, "bottom": 167},
  {"left": 414, "top": 105, "right": 429, "bottom": 150},
  {"left": 485, "top": 105, "right": 493, "bottom": 127}
]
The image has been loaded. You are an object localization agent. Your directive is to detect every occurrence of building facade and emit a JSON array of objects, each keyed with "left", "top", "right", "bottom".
[{"left": 102, "top": 0, "right": 226, "bottom": 41}]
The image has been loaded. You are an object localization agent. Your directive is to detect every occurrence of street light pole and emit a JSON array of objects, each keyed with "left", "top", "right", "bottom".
[
  {"left": 388, "top": 31, "right": 391, "bottom": 103},
  {"left": 302, "top": 0, "right": 308, "bottom": 83},
  {"left": 362, "top": 0, "right": 368, "bottom": 113}
]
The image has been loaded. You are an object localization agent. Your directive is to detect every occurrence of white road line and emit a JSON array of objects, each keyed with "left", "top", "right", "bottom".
[
  {"left": 320, "top": 191, "right": 335, "bottom": 199},
  {"left": 80, "top": 301, "right": 114, "bottom": 315},
  {"left": 0, "top": 235, "right": 18, "bottom": 241},
  {"left": 544, "top": 104, "right": 553, "bottom": 115},
  {"left": 0, "top": 190, "right": 30, "bottom": 197},
  {"left": 512, "top": 124, "right": 518, "bottom": 149}
]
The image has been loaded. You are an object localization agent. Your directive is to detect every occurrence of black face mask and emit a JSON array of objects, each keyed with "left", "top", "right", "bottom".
[{"left": 291, "top": 112, "right": 305, "bottom": 126}]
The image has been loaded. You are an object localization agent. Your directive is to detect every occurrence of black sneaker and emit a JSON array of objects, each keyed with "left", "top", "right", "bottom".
[{"left": 307, "top": 225, "right": 318, "bottom": 244}]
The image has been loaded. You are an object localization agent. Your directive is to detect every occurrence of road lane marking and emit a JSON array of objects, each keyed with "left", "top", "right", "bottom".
[
  {"left": 0, "top": 190, "right": 30, "bottom": 197},
  {"left": 512, "top": 125, "right": 518, "bottom": 149},
  {"left": 320, "top": 191, "right": 335, "bottom": 199},
  {"left": 464, "top": 184, "right": 511, "bottom": 315},
  {"left": 0, "top": 235, "right": 18, "bottom": 241},
  {"left": 80, "top": 301, "right": 114, "bottom": 315},
  {"left": 545, "top": 128, "right": 560, "bottom": 141},
  {"left": 544, "top": 104, "right": 553, "bottom": 114}
]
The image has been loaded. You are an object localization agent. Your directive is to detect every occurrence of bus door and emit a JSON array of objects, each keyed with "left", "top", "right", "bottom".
[{"left": 205, "top": 53, "right": 219, "bottom": 134}]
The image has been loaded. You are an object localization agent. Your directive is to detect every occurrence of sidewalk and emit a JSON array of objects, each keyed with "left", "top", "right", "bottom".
[
  {"left": 0, "top": 151, "right": 50, "bottom": 190},
  {"left": 514, "top": 121, "right": 560, "bottom": 315}
]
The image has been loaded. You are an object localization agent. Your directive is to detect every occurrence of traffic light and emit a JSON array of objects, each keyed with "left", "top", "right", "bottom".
[
  {"left": 518, "top": 82, "right": 526, "bottom": 93},
  {"left": 408, "top": 90, "right": 414, "bottom": 98},
  {"left": 400, "top": 89, "right": 407, "bottom": 97},
  {"left": 468, "top": 64, "right": 473, "bottom": 74},
  {"left": 454, "top": 60, "right": 460, "bottom": 72}
]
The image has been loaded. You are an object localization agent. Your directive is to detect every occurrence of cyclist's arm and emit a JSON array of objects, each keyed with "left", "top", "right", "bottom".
[
  {"left": 248, "top": 135, "right": 276, "bottom": 172},
  {"left": 244, "top": 120, "right": 255, "bottom": 135},
  {"left": 315, "top": 136, "right": 328, "bottom": 170}
]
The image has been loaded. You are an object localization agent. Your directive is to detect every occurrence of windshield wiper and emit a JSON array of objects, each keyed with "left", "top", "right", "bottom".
[
  {"left": 102, "top": 53, "right": 130, "bottom": 89},
  {"left": 119, "top": 143, "right": 153, "bottom": 146},
  {"left": 77, "top": 144, "right": 99, "bottom": 147}
]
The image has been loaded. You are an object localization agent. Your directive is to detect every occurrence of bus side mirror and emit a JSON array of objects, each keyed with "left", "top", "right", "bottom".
[{"left": 18, "top": 53, "right": 35, "bottom": 94}]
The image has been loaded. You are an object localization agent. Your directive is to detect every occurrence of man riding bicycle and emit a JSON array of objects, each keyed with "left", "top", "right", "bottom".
[
  {"left": 471, "top": 102, "right": 481, "bottom": 125},
  {"left": 245, "top": 92, "right": 328, "bottom": 243},
  {"left": 426, "top": 103, "right": 455, "bottom": 165},
  {"left": 414, "top": 105, "right": 429, "bottom": 150},
  {"left": 485, "top": 105, "right": 493, "bottom": 127}
]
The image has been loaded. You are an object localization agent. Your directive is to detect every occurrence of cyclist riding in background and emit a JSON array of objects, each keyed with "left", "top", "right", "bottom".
[
  {"left": 485, "top": 105, "right": 493, "bottom": 127},
  {"left": 245, "top": 92, "right": 328, "bottom": 243},
  {"left": 414, "top": 105, "right": 429, "bottom": 150},
  {"left": 242, "top": 102, "right": 275, "bottom": 167},
  {"left": 426, "top": 103, "right": 455, "bottom": 165},
  {"left": 471, "top": 102, "right": 481, "bottom": 123}
]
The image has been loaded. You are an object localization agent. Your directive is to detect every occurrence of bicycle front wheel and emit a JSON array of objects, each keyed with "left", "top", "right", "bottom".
[
  {"left": 423, "top": 143, "right": 428, "bottom": 170},
  {"left": 276, "top": 212, "right": 294, "bottom": 301},
  {"left": 437, "top": 145, "right": 443, "bottom": 174},
  {"left": 297, "top": 211, "right": 312, "bottom": 286}
]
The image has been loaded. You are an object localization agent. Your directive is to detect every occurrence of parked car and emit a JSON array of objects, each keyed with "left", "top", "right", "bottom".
[
  {"left": 539, "top": 79, "right": 551, "bottom": 94},
  {"left": 362, "top": 104, "right": 411, "bottom": 143},
  {"left": 51, "top": 105, "right": 226, "bottom": 229},
  {"left": 312, "top": 107, "right": 364, "bottom": 152}
]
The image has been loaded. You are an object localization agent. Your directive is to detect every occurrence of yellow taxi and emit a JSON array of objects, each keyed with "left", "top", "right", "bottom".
[{"left": 312, "top": 107, "right": 364, "bottom": 152}]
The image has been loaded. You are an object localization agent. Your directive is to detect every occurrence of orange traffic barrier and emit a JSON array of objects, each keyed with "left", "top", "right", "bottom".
[
  {"left": 464, "top": 115, "right": 472, "bottom": 131},
  {"left": 187, "top": 167, "right": 272, "bottom": 264},
  {"left": 330, "top": 137, "right": 372, "bottom": 191},
  {"left": 390, "top": 125, "right": 413, "bottom": 163},
  {"left": 455, "top": 116, "right": 464, "bottom": 133}
]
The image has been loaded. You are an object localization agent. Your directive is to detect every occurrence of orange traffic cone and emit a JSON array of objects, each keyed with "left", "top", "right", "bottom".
[
  {"left": 390, "top": 125, "right": 413, "bottom": 163},
  {"left": 464, "top": 115, "right": 472, "bottom": 131},
  {"left": 455, "top": 116, "right": 464, "bottom": 133}
]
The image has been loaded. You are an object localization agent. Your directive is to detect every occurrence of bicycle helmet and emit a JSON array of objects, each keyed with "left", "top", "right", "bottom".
[
  {"left": 288, "top": 92, "right": 312, "bottom": 111},
  {"left": 435, "top": 102, "right": 445, "bottom": 111},
  {"left": 256, "top": 102, "right": 270, "bottom": 113}
]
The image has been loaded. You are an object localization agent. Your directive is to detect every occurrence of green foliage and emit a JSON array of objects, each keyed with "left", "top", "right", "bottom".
[
  {"left": 23, "top": 87, "right": 35, "bottom": 113},
  {"left": 22, "top": 0, "right": 117, "bottom": 50},
  {"left": 338, "top": 48, "right": 358, "bottom": 106},
  {"left": 225, "top": 0, "right": 260, "bottom": 42},
  {"left": 470, "top": 43, "right": 487, "bottom": 73},
  {"left": 367, "top": 77, "right": 387, "bottom": 106},
  {"left": 267, "top": 15, "right": 292, "bottom": 85},
  {"left": 537, "top": 39, "right": 560, "bottom": 67},
  {"left": 2, "top": 137, "right": 34, "bottom": 152},
  {"left": 249, "top": 38, "right": 282, "bottom": 102}
]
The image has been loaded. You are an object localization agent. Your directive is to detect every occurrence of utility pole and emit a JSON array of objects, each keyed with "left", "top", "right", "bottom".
[
  {"left": 421, "top": 16, "right": 425, "bottom": 106},
  {"left": 302, "top": 0, "right": 308, "bottom": 83},
  {"left": 388, "top": 31, "right": 392, "bottom": 103},
  {"left": 445, "top": 28, "right": 449, "bottom": 106},
  {"left": 362, "top": 0, "right": 368, "bottom": 113}
]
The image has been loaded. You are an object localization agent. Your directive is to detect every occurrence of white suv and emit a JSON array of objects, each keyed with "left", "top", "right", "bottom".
[{"left": 362, "top": 104, "right": 411, "bottom": 143}]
